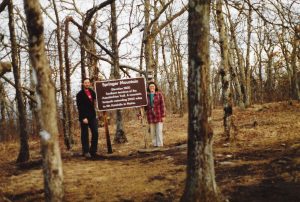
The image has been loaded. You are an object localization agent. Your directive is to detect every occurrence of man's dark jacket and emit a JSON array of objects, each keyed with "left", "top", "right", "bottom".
[{"left": 76, "top": 88, "right": 97, "bottom": 122}]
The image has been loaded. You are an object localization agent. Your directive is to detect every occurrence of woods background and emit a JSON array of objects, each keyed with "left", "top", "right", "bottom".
[
  {"left": 1, "top": 0, "right": 299, "bottom": 141},
  {"left": 0, "top": 0, "right": 299, "bottom": 201}
]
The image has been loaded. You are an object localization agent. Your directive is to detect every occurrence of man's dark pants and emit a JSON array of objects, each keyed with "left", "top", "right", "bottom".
[{"left": 80, "top": 118, "right": 98, "bottom": 155}]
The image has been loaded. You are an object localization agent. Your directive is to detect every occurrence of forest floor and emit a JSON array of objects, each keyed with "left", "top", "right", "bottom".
[{"left": 0, "top": 101, "right": 300, "bottom": 202}]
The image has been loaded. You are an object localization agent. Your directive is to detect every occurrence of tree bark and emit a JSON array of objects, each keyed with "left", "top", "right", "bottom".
[
  {"left": 0, "top": 81, "right": 7, "bottom": 141},
  {"left": 0, "top": 62, "right": 12, "bottom": 76},
  {"left": 169, "top": 23, "right": 185, "bottom": 117},
  {"left": 64, "top": 17, "right": 75, "bottom": 148},
  {"left": 159, "top": 31, "right": 176, "bottom": 113},
  {"left": 144, "top": 0, "right": 153, "bottom": 79},
  {"left": 111, "top": 0, "right": 127, "bottom": 143},
  {"left": 87, "top": 17, "right": 99, "bottom": 82},
  {"left": 290, "top": 35, "right": 300, "bottom": 100},
  {"left": 8, "top": 0, "right": 30, "bottom": 163},
  {"left": 23, "top": 0, "right": 64, "bottom": 200},
  {"left": 244, "top": 1, "right": 252, "bottom": 106},
  {"left": 181, "top": 0, "right": 223, "bottom": 201},
  {"left": 216, "top": 0, "right": 233, "bottom": 141},
  {"left": 225, "top": 2, "right": 248, "bottom": 107}
]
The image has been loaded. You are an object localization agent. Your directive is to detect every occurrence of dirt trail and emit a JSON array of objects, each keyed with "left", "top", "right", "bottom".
[{"left": 0, "top": 102, "right": 300, "bottom": 202}]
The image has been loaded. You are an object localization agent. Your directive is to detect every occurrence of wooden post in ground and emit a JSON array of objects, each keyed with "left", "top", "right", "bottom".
[
  {"left": 139, "top": 108, "right": 150, "bottom": 148},
  {"left": 103, "top": 111, "right": 113, "bottom": 153}
]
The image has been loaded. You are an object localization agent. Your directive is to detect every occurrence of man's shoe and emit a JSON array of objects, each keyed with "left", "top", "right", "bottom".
[
  {"left": 90, "top": 153, "right": 100, "bottom": 158},
  {"left": 83, "top": 153, "right": 91, "bottom": 158}
]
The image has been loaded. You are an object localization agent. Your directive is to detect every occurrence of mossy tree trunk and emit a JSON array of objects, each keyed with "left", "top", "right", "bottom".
[{"left": 23, "top": 0, "right": 64, "bottom": 200}]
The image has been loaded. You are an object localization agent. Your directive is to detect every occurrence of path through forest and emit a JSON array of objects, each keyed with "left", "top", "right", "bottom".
[{"left": 0, "top": 101, "right": 300, "bottom": 202}]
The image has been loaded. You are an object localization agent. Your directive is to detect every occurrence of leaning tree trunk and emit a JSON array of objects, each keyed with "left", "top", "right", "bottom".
[
  {"left": 216, "top": 0, "right": 232, "bottom": 141},
  {"left": 111, "top": 0, "right": 127, "bottom": 143},
  {"left": 8, "top": 0, "right": 30, "bottom": 163},
  {"left": 23, "top": 0, "right": 64, "bottom": 201},
  {"left": 225, "top": 2, "right": 248, "bottom": 107},
  {"left": 181, "top": 0, "right": 223, "bottom": 201}
]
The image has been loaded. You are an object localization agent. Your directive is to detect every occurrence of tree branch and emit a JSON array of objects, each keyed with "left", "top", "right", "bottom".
[
  {"left": 1, "top": 76, "right": 37, "bottom": 103},
  {"left": 67, "top": 17, "right": 114, "bottom": 58},
  {"left": 148, "top": 4, "right": 187, "bottom": 39},
  {"left": 0, "top": 0, "right": 9, "bottom": 13}
]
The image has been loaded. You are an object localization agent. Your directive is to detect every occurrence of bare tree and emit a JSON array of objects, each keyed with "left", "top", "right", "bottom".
[
  {"left": 23, "top": 0, "right": 64, "bottom": 200},
  {"left": 52, "top": 0, "right": 73, "bottom": 150},
  {"left": 8, "top": 0, "right": 30, "bottom": 163},
  {"left": 216, "top": 0, "right": 233, "bottom": 141},
  {"left": 181, "top": 0, "right": 223, "bottom": 201},
  {"left": 244, "top": 1, "right": 253, "bottom": 106},
  {"left": 80, "top": 0, "right": 114, "bottom": 80},
  {"left": 143, "top": 0, "right": 187, "bottom": 80},
  {"left": 64, "top": 16, "right": 75, "bottom": 150},
  {"left": 111, "top": 0, "right": 127, "bottom": 143}
]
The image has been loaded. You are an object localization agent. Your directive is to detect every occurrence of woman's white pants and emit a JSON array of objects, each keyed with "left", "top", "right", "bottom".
[{"left": 149, "top": 122, "right": 163, "bottom": 147}]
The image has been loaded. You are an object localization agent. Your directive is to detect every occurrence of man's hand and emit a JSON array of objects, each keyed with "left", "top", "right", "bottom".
[{"left": 83, "top": 118, "right": 88, "bottom": 124}]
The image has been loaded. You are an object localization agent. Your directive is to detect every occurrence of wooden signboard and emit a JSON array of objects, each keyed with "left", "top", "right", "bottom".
[{"left": 95, "top": 77, "right": 148, "bottom": 111}]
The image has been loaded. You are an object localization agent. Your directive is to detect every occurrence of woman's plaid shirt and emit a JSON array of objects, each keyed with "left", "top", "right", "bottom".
[{"left": 145, "top": 92, "right": 166, "bottom": 123}]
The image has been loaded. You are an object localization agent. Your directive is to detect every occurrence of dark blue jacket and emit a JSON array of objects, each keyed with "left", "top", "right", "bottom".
[{"left": 76, "top": 88, "right": 97, "bottom": 122}]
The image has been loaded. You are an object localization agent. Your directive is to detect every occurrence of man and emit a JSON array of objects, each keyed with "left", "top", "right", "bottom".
[{"left": 76, "top": 78, "right": 99, "bottom": 158}]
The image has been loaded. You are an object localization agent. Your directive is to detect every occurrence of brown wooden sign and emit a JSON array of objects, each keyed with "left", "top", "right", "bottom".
[{"left": 95, "top": 77, "right": 148, "bottom": 111}]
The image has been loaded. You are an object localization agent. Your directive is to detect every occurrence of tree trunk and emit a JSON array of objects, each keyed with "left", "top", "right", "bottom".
[
  {"left": 244, "top": 2, "right": 252, "bottom": 106},
  {"left": 290, "top": 36, "right": 300, "bottom": 100},
  {"left": 64, "top": 17, "right": 75, "bottom": 148},
  {"left": 169, "top": 23, "right": 185, "bottom": 117},
  {"left": 225, "top": 2, "right": 248, "bottom": 107},
  {"left": 160, "top": 32, "right": 176, "bottom": 113},
  {"left": 111, "top": 0, "right": 127, "bottom": 143},
  {"left": 265, "top": 51, "right": 274, "bottom": 102},
  {"left": 181, "top": 0, "right": 222, "bottom": 201},
  {"left": 87, "top": 17, "right": 99, "bottom": 82},
  {"left": 176, "top": 41, "right": 185, "bottom": 117},
  {"left": 52, "top": 0, "right": 72, "bottom": 150},
  {"left": 153, "top": 1, "right": 159, "bottom": 82},
  {"left": 8, "top": 0, "right": 29, "bottom": 163},
  {"left": 0, "top": 81, "right": 7, "bottom": 141},
  {"left": 29, "top": 66, "right": 39, "bottom": 138},
  {"left": 216, "top": 0, "right": 232, "bottom": 141},
  {"left": 144, "top": 0, "right": 153, "bottom": 80},
  {"left": 23, "top": 0, "right": 64, "bottom": 200}
]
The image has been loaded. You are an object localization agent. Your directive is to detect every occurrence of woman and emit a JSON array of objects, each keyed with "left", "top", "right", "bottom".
[{"left": 145, "top": 81, "right": 166, "bottom": 147}]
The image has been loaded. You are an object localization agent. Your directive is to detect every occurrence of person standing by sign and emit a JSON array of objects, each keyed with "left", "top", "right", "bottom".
[
  {"left": 145, "top": 81, "right": 166, "bottom": 147},
  {"left": 76, "top": 78, "right": 99, "bottom": 158}
]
